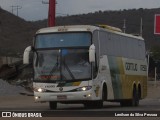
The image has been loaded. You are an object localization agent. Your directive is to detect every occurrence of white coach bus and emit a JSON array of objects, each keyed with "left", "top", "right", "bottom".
[{"left": 23, "top": 25, "right": 147, "bottom": 109}]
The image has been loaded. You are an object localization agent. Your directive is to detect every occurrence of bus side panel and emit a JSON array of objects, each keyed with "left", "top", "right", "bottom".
[
  {"left": 107, "top": 56, "right": 123, "bottom": 100},
  {"left": 94, "top": 29, "right": 147, "bottom": 101},
  {"left": 123, "top": 58, "right": 147, "bottom": 99},
  {"left": 98, "top": 55, "right": 114, "bottom": 100},
  {"left": 108, "top": 56, "right": 147, "bottom": 100}
]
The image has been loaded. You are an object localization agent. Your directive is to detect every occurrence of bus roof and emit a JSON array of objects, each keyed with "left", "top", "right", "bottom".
[{"left": 36, "top": 25, "right": 144, "bottom": 41}]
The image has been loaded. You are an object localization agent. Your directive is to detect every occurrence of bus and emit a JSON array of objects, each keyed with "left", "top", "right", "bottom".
[{"left": 23, "top": 25, "right": 147, "bottom": 109}]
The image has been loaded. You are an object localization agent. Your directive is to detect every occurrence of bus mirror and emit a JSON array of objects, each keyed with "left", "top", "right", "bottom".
[
  {"left": 89, "top": 44, "right": 95, "bottom": 62},
  {"left": 23, "top": 46, "right": 32, "bottom": 64}
]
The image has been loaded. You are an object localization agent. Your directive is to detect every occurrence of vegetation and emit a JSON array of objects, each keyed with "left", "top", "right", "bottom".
[{"left": 151, "top": 46, "right": 160, "bottom": 61}]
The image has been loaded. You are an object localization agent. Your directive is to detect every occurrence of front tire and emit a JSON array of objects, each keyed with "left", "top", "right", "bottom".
[
  {"left": 84, "top": 100, "right": 103, "bottom": 109},
  {"left": 49, "top": 102, "right": 57, "bottom": 110},
  {"left": 84, "top": 88, "right": 105, "bottom": 109}
]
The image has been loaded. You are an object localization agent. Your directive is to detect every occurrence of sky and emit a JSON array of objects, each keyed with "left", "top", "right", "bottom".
[{"left": 0, "top": 0, "right": 160, "bottom": 21}]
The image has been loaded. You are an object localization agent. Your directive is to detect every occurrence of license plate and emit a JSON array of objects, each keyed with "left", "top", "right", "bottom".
[{"left": 57, "top": 95, "right": 67, "bottom": 100}]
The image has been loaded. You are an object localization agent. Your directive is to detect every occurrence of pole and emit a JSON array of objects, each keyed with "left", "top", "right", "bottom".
[
  {"left": 42, "top": 0, "right": 56, "bottom": 27},
  {"left": 140, "top": 18, "right": 143, "bottom": 36},
  {"left": 10, "top": 6, "right": 22, "bottom": 16},
  {"left": 17, "top": 6, "right": 18, "bottom": 16},
  {"left": 123, "top": 19, "right": 126, "bottom": 33},
  {"left": 16, "top": 6, "right": 22, "bottom": 16},
  {"left": 48, "top": 0, "right": 56, "bottom": 27},
  {"left": 155, "top": 66, "right": 157, "bottom": 87},
  {"left": 11, "top": 6, "right": 14, "bottom": 14},
  {"left": 147, "top": 52, "right": 150, "bottom": 80}
]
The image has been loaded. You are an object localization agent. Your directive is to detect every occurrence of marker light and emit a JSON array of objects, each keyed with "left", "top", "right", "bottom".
[
  {"left": 34, "top": 88, "right": 46, "bottom": 92},
  {"left": 87, "top": 94, "right": 92, "bottom": 97},
  {"left": 38, "top": 88, "right": 43, "bottom": 92},
  {"left": 35, "top": 96, "right": 39, "bottom": 100},
  {"left": 76, "top": 86, "right": 92, "bottom": 91}
]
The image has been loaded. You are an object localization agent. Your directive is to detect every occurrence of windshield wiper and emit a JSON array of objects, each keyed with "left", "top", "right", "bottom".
[
  {"left": 34, "top": 49, "right": 39, "bottom": 67},
  {"left": 47, "top": 56, "right": 59, "bottom": 80},
  {"left": 62, "top": 58, "right": 75, "bottom": 80}
]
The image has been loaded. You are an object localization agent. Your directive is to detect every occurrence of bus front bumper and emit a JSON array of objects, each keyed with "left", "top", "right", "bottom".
[{"left": 34, "top": 90, "right": 93, "bottom": 102}]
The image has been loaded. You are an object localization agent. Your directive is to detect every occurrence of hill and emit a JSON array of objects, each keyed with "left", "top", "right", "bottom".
[
  {"left": 0, "top": 8, "right": 38, "bottom": 56},
  {"left": 1, "top": 8, "right": 160, "bottom": 57}
]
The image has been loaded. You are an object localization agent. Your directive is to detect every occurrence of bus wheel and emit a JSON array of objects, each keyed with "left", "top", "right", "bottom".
[
  {"left": 84, "top": 101, "right": 103, "bottom": 109},
  {"left": 120, "top": 89, "right": 139, "bottom": 107},
  {"left": 95, "top": 100, "right": 103, "bottom": 108},
  {"left": 84, "top": 89, "right": 105, "bottom": 109},
  {"left": 49, "top": 102, "right": 57, "bottom": 110},
  {"left": 94, "top": 89, "right": 105, "bottom": 108},
  {"left": 129, "top": 88, "right": 139, "bottom": 107},
  {"left": 84, "top": 102, "right": 93, "bottom": 109},
  {"left": 120, "top": 100, "right": 129, "bottom": 107},
  {"left": 133, "top": 89, "right": 139, "bottom": 106},
  {"left": 97, "top": 88, "right": 105, "bottom": 108}
]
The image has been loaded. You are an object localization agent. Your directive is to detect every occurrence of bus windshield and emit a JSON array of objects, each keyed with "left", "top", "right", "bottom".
[
  {"left": 34, "top": 49, "right": 91, "bottom": 81},
  {"left": 34, "top": 32, "right": 92, "bottom": 81},
  {"left": 35, "top": 32, "right": 91, "bottom": 48}
]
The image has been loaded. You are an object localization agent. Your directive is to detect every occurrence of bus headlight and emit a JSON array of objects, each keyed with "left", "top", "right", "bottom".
[
  {"left": 34, "top": 88, "right": 46, "bottom": 93},
  {"left": 76, "top": 86, "right": 92, "bottom": 91}
]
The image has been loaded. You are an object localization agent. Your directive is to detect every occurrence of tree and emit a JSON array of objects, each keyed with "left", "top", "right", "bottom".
[{"left": 150, "top": 46, "right": 160, "bottom": 62}]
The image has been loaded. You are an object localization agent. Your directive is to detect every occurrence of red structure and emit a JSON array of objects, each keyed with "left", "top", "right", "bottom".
[
  {"left": 48, "top": 0, "right": 56, "bottom": 27},
  {"left": 154, "top": 14, "right": 160, "bottom": 35}
]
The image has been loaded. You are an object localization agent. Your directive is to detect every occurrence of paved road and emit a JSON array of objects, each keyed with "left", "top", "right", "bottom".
[
  {"left": 0, "top": 81, "right": 160, "bottom": 119},
  {"left": 0, "top": 95, "right": 160, "bottom": 117}
]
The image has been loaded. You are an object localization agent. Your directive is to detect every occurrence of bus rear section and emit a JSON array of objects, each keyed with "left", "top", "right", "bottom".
[{"left": 95, "top": 29, "right": 147, "bottom": 106}]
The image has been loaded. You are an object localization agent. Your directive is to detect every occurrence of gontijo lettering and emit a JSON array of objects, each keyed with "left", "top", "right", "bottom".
[
  {"left": 125, "top": 62, "right": 137, "bottom": 71},
  {"left": 140, "top": 65, "right": 147, "bottom": 71}
]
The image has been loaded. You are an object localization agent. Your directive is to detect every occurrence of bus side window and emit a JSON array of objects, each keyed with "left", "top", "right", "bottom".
[{"left": 93, "top": 54, "right": 98, "bottom": 78}]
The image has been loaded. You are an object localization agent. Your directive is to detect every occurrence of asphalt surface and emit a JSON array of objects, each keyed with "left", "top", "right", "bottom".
[
  {"left": 0, "top": 95, "right": 160, "bottom": 117},
  {"left": 0, "top": 81, "right": 159, "bottom": 119}
]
